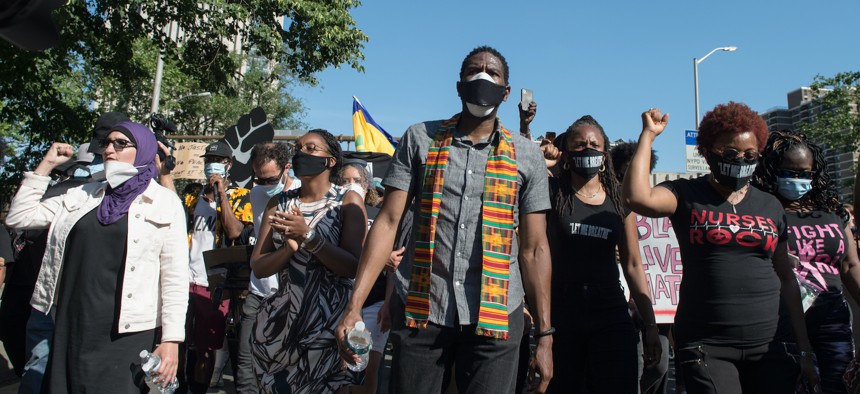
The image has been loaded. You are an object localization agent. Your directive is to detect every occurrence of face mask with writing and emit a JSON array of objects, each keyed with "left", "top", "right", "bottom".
[
  {"left": 567, "top": 148, "right": 604, "bottom": 180},
  {"left": 707, "top": 152, "right": 757, "bottom": 191}
]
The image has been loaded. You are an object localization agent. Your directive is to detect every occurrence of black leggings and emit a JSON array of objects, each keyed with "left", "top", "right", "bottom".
[
  {"left": 677, "top": 341, "right": 799, "bottom": 393},
  {"left": 548, "top": 283, "right": 638, "bottom": 393}
]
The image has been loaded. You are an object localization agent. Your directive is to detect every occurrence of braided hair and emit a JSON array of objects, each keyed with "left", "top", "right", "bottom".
[
  {"left": 552, "top": 115, "right": 625, "bottom": 218},
  {"left": 308, "top": 128, "right": 343, "bottom": 183},
  {"left": 751, "top": 130, "right": 845, "bottom": 217}
]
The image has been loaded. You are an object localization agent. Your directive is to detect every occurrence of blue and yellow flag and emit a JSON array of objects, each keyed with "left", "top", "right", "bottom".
[{"left": 353, "top": 96, "right": 396, "bottom": 155}]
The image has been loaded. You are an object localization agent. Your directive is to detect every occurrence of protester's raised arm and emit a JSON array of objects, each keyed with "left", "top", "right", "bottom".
[{"left": 622, "top": 109, "right": 677, "bottom": 218}]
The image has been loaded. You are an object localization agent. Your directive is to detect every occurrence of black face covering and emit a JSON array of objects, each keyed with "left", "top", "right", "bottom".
[
  {"left": 706, "top": 152, "right": 757, "bottom": 191},
  {"left": 567, "top": 148, "right": 604, "bottom": 180},
  {"left": 292, "top": 151, "right": 330, "bottom": 177},
  {"left": 458, "top": 78, "right": 507, "bottom": 107}
]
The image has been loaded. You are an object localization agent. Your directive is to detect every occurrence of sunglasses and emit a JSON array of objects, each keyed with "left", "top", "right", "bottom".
[
  {"left": 713, "top": 148, "right": 759, "bottom": 163},
  {"left": 99, "top": 138, "right": 136, "bottom": 151},
  {"left": 777, "top": 168, "right": 814, "bottom": 180},
  {"left": 255, "top": 169, "right": 285, "bottom": 186}
]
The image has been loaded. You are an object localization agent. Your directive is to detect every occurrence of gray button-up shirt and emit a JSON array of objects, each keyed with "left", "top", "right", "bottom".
[{"left": 383, "top": 118, "right": 551, "bottom": 327}]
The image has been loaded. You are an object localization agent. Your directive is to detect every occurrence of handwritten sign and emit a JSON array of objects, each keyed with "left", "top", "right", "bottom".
[
  {"left": 636, "top": 215, "right": 683, "bottom": 323},
  {"left": 172, "top": 142, "right": 209, "bottom": 180}
]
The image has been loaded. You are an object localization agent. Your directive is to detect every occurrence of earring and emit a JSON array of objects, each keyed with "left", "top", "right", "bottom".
[
  {"left": 562, "top": 162, "right": 570, "bottom": 171},
  {"left": 599, "top": 163, "right": 606, "bottom": 173}
]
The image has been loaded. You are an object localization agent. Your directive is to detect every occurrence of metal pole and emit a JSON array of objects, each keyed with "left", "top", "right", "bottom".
[
  {"left": 149, "top": 21, "right": 173, "bottom": 115},
  {"left": 693, "top": 57, "right": 700, "bottom": 130}
]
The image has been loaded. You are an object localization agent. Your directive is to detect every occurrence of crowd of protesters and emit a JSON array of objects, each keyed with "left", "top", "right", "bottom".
[{"left": 1, "top": 45, "right": 860, "bottom": 394}]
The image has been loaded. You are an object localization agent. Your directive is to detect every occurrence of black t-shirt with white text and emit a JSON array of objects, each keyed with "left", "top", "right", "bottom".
[
  {"left": 550, "top": 186, "right": 625, "bottom": 286},
  {"left": 661, "top": 177, "right": 787, "bottom": 347}
]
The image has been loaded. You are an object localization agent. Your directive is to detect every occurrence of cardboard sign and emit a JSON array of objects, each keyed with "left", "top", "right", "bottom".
[
  {"left": 636, "top": 215, "right": 683, "bottom": 323},
  {"left": 172, "top": 142, "right": 209, "bottom": 180},
  {"left": 225, "top": 107, "right": 275, "bottom": 188}
]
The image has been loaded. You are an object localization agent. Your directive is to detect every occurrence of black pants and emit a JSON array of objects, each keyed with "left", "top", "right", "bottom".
[
  {"left": 236, "top": 293, "right": 263, "bottom": 394},
  {"left": 547, "top": 283, "right": 638, "bottom": 393},
  {"left": 388, "top": 295, "right": 524, "bottom": 394},
  {"left": 805, "top": 292, "right": 854, "bottom": 394},
  {"left": 677, "top": 341, "right": 799, "bottom": 393}
]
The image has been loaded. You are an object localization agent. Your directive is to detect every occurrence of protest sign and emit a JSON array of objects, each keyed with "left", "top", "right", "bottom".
[
  {"left": 172, "top": 142, "right": 208, "bottom": 180},
  {"left": 636, "top": 215, "right": 683, "bottom": 323}
]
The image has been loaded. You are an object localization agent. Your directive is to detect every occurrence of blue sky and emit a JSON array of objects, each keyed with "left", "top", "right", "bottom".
[{"left": 294, "top": 1, "right": 860, "bottom": 173}]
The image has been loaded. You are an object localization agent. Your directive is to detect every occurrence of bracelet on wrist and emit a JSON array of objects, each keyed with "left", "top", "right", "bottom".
[
  {"left": 534, "top": 327, "right": 556, "bottom": 338},
  {"left": 798, "top": 350, "right": 814, "bottom": 359},
  {"left": 307, "top": 236, "right": 326, "bottom": 254}
]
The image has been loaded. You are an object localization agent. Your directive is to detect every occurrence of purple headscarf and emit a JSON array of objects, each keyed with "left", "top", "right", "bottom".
[{"left": 97, "top": 121, "right": 158, "bottom": 225}]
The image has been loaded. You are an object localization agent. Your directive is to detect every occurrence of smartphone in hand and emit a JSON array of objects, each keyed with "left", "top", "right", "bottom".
[{"left": 520, "top": 88, "right": 533, "bottom": 111}]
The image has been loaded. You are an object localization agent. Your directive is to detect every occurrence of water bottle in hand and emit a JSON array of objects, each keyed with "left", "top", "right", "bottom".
[
  {"left": 140, "top": 349, "right": 179, "bottom": 394},
  {"left": 346, "top": 321, "right": 372, "bottom": 372}
]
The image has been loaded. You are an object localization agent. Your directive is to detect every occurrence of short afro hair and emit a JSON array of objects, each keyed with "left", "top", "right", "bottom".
[
  {"left": 610, "top": 140, "right": 658, "bottom": 175},
  {"left": 460, "top": 45, "right": 509, "bottom": 85},
  {"left": 697, "top": 101, "right": 768, "bottom": 156}
]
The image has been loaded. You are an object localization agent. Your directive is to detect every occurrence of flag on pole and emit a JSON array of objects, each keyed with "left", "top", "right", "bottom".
[{"left": 352, "top": 96, "right": 396, "bottom": 155}]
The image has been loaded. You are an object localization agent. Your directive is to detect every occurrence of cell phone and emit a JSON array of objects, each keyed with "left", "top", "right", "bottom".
[{"left": 520, "top": 88, "right": 533, "bottom": 111}]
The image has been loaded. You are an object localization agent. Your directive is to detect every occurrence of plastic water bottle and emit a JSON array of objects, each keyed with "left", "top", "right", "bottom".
[
  {"left": 139, "top": 350, "right": 179, "bottom": 394},
  {"left": 346, "top": 321, "right": 372, "bottom": 372}
]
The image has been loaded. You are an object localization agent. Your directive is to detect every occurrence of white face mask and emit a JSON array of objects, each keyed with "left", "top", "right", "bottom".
[
  {"left": 104, "top": 160, "right": 139, "bottom": 188},
  {"left": 346, "top": 182, "right": 366, "bottom": 199},
  {"left": 464, "top": 72, "right": 498, "bottom": 118}
]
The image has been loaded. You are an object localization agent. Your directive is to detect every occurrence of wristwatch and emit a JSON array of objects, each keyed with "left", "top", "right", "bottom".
[{"left": 301, "top": 229, "right": 317, "bottom": 249}]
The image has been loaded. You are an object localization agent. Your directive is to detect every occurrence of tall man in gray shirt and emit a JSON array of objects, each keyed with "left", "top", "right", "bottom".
[{"left": 337, "top": 46, "right": 554, "bottom": 393}]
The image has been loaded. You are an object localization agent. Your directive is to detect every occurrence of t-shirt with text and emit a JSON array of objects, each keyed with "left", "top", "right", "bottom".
[
  {"left": 660, "top": 177, "right": 787, "bottom": 347},
  {"left": 184, "top": 187, "right": 253, "bottom": 286},
  {"left": 786, "top": 210, "right": 849, "bottom": 293}
]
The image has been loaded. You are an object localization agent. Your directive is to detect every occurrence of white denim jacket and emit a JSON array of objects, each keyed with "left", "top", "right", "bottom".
[{"left": 5, "top": 172, "right": 189, "bottom": 342}]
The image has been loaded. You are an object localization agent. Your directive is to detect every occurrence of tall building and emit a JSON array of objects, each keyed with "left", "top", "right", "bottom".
[{"left": 760, "top": 87, "right": 857, "bottom": 201}]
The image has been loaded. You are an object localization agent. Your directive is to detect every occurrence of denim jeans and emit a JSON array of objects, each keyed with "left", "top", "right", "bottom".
[
  {"left": 388, "top": 295, "right": 524, "bottom": 394},
  {"left": 18, "top": 307, "right": 54, "bottom": 394}
]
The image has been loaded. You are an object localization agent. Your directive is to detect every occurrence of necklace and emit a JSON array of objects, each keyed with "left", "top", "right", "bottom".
[
  {"left": 575, "top": 184, "right": 601, "bottom": 199},
  {"left": 727, "top": 186, "right": 749, "bottom": 214}
]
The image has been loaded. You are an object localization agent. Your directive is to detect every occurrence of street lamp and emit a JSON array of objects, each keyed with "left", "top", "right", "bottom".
[{"left": 693, "top": 46, "right": 737, "bottom": 129}]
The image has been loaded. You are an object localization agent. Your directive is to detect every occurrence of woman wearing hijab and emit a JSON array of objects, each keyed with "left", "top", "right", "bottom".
[{"left": 5, "top": 121, "right": 189, "bottom": 393}]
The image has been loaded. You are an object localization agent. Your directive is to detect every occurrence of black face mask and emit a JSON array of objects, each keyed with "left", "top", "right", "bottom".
[
  {"left": 292, "top": 151, "right": 330, "bottom": 177},
  {"left": 567, "top": 148, "right": 604, "bottom": 180},
  {"left": 706, "top": 151, "right": 757, "bottom": 191},
  {"left": 458, "top": 78, "right": 507, "bottom": 107}
]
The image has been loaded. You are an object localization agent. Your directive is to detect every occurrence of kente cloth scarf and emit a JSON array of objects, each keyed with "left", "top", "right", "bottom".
[{"left": 405, "top": 114, "right": 518, "bottom": 339}]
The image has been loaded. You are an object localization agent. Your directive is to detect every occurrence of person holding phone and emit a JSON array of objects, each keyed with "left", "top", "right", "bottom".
[
  {"left": 181, "top": 139, "right": 253, "bottom": 394},
  {"left": 622, "top": 103, "right": 819, "bottom": 393},
  {"left": 5, "top": 122, "right": 188, "bottom": 392},
  {"left": 752, "top": 130, "right": 860, "bottom": 394},
  {"left": 250, "top": 129, "right": 367, "bottom": 393}
]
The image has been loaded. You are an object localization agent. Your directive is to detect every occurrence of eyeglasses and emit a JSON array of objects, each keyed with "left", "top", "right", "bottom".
[
  {"left": 255, "top": 169, "right": 285, "bottom": 186},
  {"left": 713, "top": 148, "right": 759, "bottom": 163},
  {"left": 777, "top": 168, "right": 814, "bottom": 180},
  {"left": 295, "top": 143, "right": 329, "bottom": 155},
  {"left": 99, "top": 138, "right": 136, "bottom": 151}
]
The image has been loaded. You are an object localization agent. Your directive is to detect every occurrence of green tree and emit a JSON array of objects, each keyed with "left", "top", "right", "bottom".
[
  {"left": 799, "top": 71, "right": 860, "bottom": 150},
  {"left": 0, "top": 0, "right": 367, "bottom": 204},
  {"left": 799, "top": 71, "right": 860, "bottom": 202}
]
